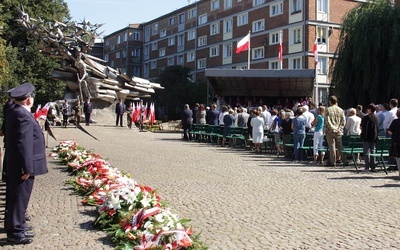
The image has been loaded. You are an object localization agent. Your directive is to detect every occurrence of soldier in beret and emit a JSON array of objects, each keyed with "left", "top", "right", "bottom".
[{"left": 5, "top": 82, "right": 48, "bottom": 244}]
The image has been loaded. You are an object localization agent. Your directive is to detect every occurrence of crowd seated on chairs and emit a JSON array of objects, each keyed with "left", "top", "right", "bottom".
[{"left": 180, "top": 95, "right": 400, "bottom": 176}]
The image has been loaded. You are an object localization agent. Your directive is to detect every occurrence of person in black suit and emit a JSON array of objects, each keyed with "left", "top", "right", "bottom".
[
  {"left": 207, "top": 103, "right": 220, "bottom": 125},
  {"left": 115, "top": 99, "right": 125, "bottom": 127},
  {"left": 5, "top": 83, "right": 48, "bottom": 244},
  {"left": 181, "top": 104, "right": 193, "bottom": 140},
  {"left": 83, "top": 97, "right": 93, "bottom": 126}
]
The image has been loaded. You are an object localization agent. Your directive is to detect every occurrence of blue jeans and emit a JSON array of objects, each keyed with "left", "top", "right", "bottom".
[
  {"left": 293, "top": 133, "right": 305, "bottom": 161},
  {"left": 363, "top": 141, "right": 376, "bottom": 170}
]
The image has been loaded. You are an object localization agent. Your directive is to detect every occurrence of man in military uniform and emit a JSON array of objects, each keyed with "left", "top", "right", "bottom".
[{"left": 5, "top": 83, "right": 48, "bottom": 244}]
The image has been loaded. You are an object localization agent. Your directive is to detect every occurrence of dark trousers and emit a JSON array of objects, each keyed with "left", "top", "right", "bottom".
[
  {"left": 6, "top": 176, "right": 34, "bottom": 238},
  {"left": 85, "top": 113, "right": 91, "bottom": 126},
  {"left": 62, "top": 114, "right": 68, "bottom": 127},
  {"left": 116, "top": 114, "right": 123, "bottom": 127},
  {"left": 182, "top": 124, "right": 192, "bottom": 140}
]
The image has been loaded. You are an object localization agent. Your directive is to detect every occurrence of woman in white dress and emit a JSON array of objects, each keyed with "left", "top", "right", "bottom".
[{"left": 251, "top": 109, "right": 264, "bottom": 153}]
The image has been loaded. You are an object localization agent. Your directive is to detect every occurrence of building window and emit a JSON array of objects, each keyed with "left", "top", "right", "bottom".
[
  {"left": 199, "top": 14, "right": 207, "bottom": 25},
  {"left": 159, "top": 47, "right": 166, "bottom": 57},
  {"left": 237, "top": 13, "right": 248, "bottom": 27},
  {"left": 179, "top": 13, "right": 185, "bottom": 24},
  {"left": 151, "top": 42, "right": 158, "bottom": 51},
  {"left": 178, "top": 34, "right": 185, "bottom": 46},
  {"left": 211, "top": 0, "right": 219, "bottom": 10},
  {"left": 188, "top": 8, "right": 197, "bottom": 19},
  {"left": 210, "top": 22, "right": 220, "bottom": 35},
  {"left": 132, "top": 32, "right": 140, "bottom": 41},
  {"left": 122, "top": 50, "right": 126, "bottom": 58},
  {"left": 105, "top": 40, "right": 110, "bottom": 46},
  {"left": 290, "top": 57, "right": 301, "bottom": 69},
  {"left": 168, "top": 37, "right": 175, "bottom": 46},
  {"left": 144, "top": 63, "right": 149, "bottom": 76},
  {"left": 198, "top": 36, "right": 207, "bottom": 47},
  {"left": 187, "top": 30, "right": 196, "bottom": 41},
  {"left": 152, "top": 23, "right": 158, "bottom": 35},
  {"left": 151, "top": 61, "right": 157, "bottom": 69},
  {"left": 223, "top": 18, "right": 233, "bottom": 33},
  {"left": 104, "top": 54, "right": 109, "bottom": 62},
  {"left": 210, "top": 46, "right": 219, "bottom": 57},
  {"left": 224, "top": 0, "right": 232, "bottom": 9},
  {"left": 252, "top": 19, "right": 265, "bottom": 33},
  {"left": 117, "top": 35, "right": 121, "bottom": 44},
  {"left": 291, "top": 0, "right": 302, "bottom": 13},
  {"left": 252, "top": 47, "right": 264, "bottom": 59},
  {"left": 291, "top": 27, "right": 302, "bottom": 44},
  {"left": 169, "top": 17, "right": 176, "bottom": 26},
  {"left": 318, "top": 57, "right": 327, "bottom": 74},
  {"left": 223, "top": 44, "right": 232, "bottom": 58},
  {"left": 270, "top": 61, "right": 279, "bottom": 69},
  {"left": 116, "top": 51, "right": 120, "bottom": 59},
  {"left": 110, "top": 60, "right": 114, "bottom": 68},
  {"left": 177, "top": 55, "right": 184, "bottom": 65},
  {"left": 168, "top": 57, "right": 175, "bottom": 66},
  {"left": 317, "top": 26, "right": 328, "bottom": 44},
  {"left": 144, "top": 45, "right": 149, "bottom": 57},
  {"left": 124, "top": 33, "right": 128, "bottom": 42},
  {"left": 253, "top": 0, "right": 265, "bottom": 6},
  {"left": 160, "top": 29, "right": 166, "bottom": 38},
  {"left": 318, "top": 0, "right": 328, "bottom": 13},
  {"left": 187, "top": 51, "right": 196, "bottom": 62},
  {"left": 270, "top": 32, "right": 279, "bottom": 45},
  {"left": 198, "top": 58, "right": 206, "bottom": 69},
  {"left": 132, "top": 49, "right": 140, "bottom": 58},
  {"left": 270, "top": 2, "right": 283, "bottom": 17}
]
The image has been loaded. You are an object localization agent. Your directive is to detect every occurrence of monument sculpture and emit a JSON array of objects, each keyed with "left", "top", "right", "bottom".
[{"left": 16, "top": 6, "right": 163, "bottom": 104}]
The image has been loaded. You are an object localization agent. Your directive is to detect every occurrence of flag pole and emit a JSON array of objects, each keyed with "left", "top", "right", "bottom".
[
  {"left": 279, "top": 30, "right": 283, "bottom": 70},
  {"left": 314, "top": 38, "right": 318, "bottom": 106},
  {"left": 247, "top": 30, "right": 251, "bottom": 69}
]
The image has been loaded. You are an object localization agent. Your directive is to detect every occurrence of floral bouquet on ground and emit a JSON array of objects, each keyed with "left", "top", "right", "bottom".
[{"left": 51, "top": 141, "right": 206, "bottom": 250}]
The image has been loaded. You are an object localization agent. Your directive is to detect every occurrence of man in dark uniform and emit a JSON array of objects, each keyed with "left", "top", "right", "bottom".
[
  {"left": 5, "top": 83, "right": 48, "bottom": 244},
  {"left": 1, "top": 88, "right": 15, "bottom": 182},
  {"left": 115, "top": 98, "right": 125, "bottom": 127},
  {"left": 83, "top": 97, "right": 93, "bottom": 126}
]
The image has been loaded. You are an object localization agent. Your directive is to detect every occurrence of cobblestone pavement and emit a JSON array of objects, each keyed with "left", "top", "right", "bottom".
[{"left": 1, "top": 125, "right": 400, "bottom": 249}]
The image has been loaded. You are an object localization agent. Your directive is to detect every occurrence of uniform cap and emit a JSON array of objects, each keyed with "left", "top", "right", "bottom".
[{"left": 10, "top": 83, "right": 35, "bottom": 100}]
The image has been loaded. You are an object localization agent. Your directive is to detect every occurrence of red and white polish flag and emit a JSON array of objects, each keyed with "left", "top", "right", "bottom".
[{"left": 235, "top": 33, "right": 250, "bottom": 54}]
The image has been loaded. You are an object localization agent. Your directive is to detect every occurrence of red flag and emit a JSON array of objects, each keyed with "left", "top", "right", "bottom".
[
  {"left": 235, "top": 33, "right": 250, "bottom": 54},
  {"left": 34, "top": 104, "right": 41, "bottom": 120},
  {"left": 149, "top": 103, "right": 156, "bottom": 123},
  {"left": 278, "top": 43, "right": 283, "bottom": 62},
  {"left": 40, "top": 102, "right": 51, "bottom": 119},
  {"left": 312, "top": 38, "right": 318, "bottom": 65},
  {"left": 131, "top": 102, "right": 140, "bottom": 122}
]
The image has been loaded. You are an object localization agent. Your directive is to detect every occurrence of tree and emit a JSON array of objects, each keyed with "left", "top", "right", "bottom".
[
  {"left": 154, "top": 66, "right": 207, "bottom": 120},
  {"left": 330, "top": 0, "right": 400, "bottom": 108},
  {"left": 0, "top": 0, "right": 70, "bottom": 105}
]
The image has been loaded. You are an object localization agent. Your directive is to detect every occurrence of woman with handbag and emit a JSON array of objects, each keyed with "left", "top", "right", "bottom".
[{"left": 388, "top": 108, "right": 400, "bottom": 178}]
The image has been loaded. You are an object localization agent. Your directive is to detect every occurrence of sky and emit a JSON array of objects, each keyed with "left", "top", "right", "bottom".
[{"left": 65, "top": 0, "right": 191, "bottom": 36}]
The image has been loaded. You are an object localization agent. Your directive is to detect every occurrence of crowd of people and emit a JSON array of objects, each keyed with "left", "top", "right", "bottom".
[{"left": 181, "top": 95, "right": 400, "bottom": 177}]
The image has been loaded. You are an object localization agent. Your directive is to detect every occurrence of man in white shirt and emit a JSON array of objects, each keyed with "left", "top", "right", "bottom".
[
  {"left": 344, "top": 108, "right": 361, "bottom": 135},
  {"left": 383, "top": 98, "right": 398, "bottom": 136},
  {"left": 260, "top": 105, "right": 271, "bottom": 129},
  {"left": 302, "top": 105, "right": 315, "bottom": 132}
]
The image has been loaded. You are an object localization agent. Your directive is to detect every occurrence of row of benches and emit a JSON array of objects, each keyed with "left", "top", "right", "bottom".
[{"left": 188, "top": 124, "right": 392, "bottom": 174}]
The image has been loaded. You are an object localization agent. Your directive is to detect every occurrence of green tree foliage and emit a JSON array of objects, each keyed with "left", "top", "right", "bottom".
[
  {"left": 154, "top": 66, "right": 207, "bottom": 120},
  {"left": 331, "top": 0, "right": 400, "bottom": 108},
  {"left": 1, "top": 0, "right": 70, "bottom": 105}
]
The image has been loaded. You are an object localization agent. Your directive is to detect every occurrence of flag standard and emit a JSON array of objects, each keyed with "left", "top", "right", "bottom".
[
  {"left": 278, "top": 30, "right": 283, "bottom": 69},
  {"left": 235, "top": 33, "right": 250, "bottom": 54}
]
